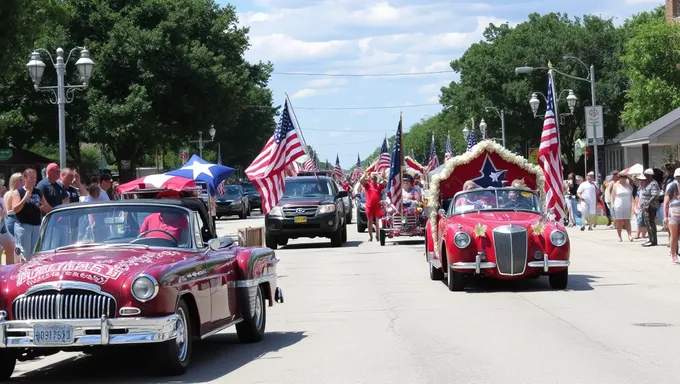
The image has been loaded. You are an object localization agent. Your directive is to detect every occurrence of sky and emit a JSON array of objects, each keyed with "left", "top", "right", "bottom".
[{"left": 218, "top": 0, "right": 663, "bottom": 168}]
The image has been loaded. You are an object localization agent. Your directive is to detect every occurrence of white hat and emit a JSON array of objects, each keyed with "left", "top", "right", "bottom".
[
  {"left": 587, "top": 171, "right": 594, "bottom": 176},
  {"left": 644, "top": 168, "right": 654, "bottom": 175},
  {"left": 674, "top": 168, "right": 680, "bottom": 178},
  {"left": 636, "top": 174, "right": 646, "bottom": 180}
]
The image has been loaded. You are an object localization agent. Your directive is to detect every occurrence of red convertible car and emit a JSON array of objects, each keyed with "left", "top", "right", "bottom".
[
  {"left": 425, "top": 140, "right": 570, "bottom": 291},
  {"left": 0, "top": 197, "right": 283, "bottom": 379}
]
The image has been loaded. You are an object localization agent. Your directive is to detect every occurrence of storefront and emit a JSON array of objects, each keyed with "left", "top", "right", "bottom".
[{"left": 0, "top": 147, "right": 55, "bottom": 185}]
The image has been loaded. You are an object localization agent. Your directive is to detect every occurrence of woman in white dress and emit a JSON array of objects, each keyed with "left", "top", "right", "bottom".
[{"left": 610, "top": 173, "right": 634, "bottom": 242}]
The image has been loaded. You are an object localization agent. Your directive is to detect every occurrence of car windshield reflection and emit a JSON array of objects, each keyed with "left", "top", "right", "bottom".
[
  {"left": 451, "top": 188, "right": 541, "bottom": 214},
  {"left": 282, "top": 180, "right": 334, "bottom": 198},
  {"left": 36, "top": 204, "right": 194, "bottom": 252}
]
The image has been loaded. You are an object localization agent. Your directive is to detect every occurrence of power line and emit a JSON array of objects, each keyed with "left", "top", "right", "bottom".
[
  {"left": 244, "top": 103, "right": 440, "bottom": 110},
  {"left": 305, "top": 128, "right": 391, "bottom": 132},
  {"left": 272, "top": 70, "right": 455, "bottom": 77}
]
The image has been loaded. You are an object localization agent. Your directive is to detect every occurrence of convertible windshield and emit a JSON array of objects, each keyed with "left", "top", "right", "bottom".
[
  {"left": 36, "top": 204, "right": 194, "bottom": 252},
  {"left": 282, "top": 179, "right": 334, "bottom": 198},
  {"left": 450, "top": 188, "right": 541, "bottom": 214}
]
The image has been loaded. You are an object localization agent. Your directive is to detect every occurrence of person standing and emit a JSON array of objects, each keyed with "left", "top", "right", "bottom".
[
  {"left": 360, "top": 172, "right": 386, "bottom": 242},
  {"left": 663, "top": 168, "right": 680, "bottom": 263},
  {"left": 12, "top": 169, "right": 51, "bottom": 258},
  {"left": 610, "top": 172, "right": 634, "bottom": 242},
  {"left": 639, "top": 168, "right": 660, "bottom": 247},
  {"left": 604, "top": 171, "right": 619, "bottom": 227},
  {"left": 577, "top": 171, "right": 597, "bottom": 231},
  {"left": 37, "top": 163, "right": 69, "bottom": 210},
  {"left": 59, "top": 168, "right": 85, "bottom": 203},
  {"left": 3, "top": 173, "right": 24, "bottom": 237},
  {"left": 566, "top": 173, "right": 580, "bottom": 227}
]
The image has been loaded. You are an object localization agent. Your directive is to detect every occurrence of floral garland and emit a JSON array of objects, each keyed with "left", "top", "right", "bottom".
[{"left": 427, "top": 140, "right": 547, "bottom": 255}]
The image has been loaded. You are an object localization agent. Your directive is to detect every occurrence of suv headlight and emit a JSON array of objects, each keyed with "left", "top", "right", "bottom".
[
  {"left": 550, "top": 230, "right": 567, "bottom": 247},
  {"left": 318, "top": 204, "right": 336, "bottom": 214},
  {"left": 268, "top": 206, "right": 284, "bottom": 217},
  {"left": 453, "top": 232, "right": 471, "bottom": 248},
  {"left": 131, "top": 274, "right": 159, "bottom": 302}
]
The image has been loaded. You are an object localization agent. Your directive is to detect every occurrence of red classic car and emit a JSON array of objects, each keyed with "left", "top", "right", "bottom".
[
  {"left": 0, "top": 197, "right": 283, "bottom": 379},
  {"left": 425, "top": 140, "right": 570, "bottom": 291}
]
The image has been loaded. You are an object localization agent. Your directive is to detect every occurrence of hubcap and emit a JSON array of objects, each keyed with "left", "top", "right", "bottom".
[
  {"left": 254, "top": 290, "right": 264, "bottom": 330},
  {"left": 175, "top": 307, "right": 188, "bottom": 361}
]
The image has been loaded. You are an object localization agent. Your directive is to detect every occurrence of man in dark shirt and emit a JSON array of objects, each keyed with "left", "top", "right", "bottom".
[
  {"left": 36, "top": 163, "right": 69, "bottom": 209},
  {"left": 58, "top": 168, "right": 83, "bottom": 203}
]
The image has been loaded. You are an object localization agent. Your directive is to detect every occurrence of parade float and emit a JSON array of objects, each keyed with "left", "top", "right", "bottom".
[
  {"left": 425, "top": 140, "right": 571, "bottom": 291},
  {"left": 378, "top": 168, "right": 428, "bottom": 246}
]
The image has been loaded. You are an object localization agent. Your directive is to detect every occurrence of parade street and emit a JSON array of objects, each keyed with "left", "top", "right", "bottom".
[{"left": 9, "top": 214, "right": 680, "bottom": 383}]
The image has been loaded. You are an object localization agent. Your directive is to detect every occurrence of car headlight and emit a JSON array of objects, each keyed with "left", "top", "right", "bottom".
[
  {"left": 550, "top": 230, "right": 567, "bottom": 247},
  {"left": 318, "top": 204, "right": 336, "bottom": 214},
  {"left": 453, "top": 232, "right": 471, "bottom": 248},
  {"left": 268, "top": 206, "right": 284, "bottom": 217},
  {"left": 131, "top": 274, "right": 159, "bottom": 302}
]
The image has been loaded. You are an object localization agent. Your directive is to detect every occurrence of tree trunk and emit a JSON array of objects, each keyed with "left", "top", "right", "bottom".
[{"left": 113, "top": 142, "right": 141, "bottom": 183}]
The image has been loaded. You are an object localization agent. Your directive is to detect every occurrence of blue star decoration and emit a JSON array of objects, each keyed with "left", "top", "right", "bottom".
[
  {"left": 471, "top": 154, "right": 508, "bottom": 188},
  {"left": 166, "top": 154, "right": 236, "bottom": 195}
]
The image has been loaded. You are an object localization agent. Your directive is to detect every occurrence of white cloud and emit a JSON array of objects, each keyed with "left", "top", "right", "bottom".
[
  {"left": 290, "top": 87, "right": 341, "bottom": 99},
  {"left": 305, "top": 78, "right": 348, "bottom": 88},
  {"left": 427, "top": 95, "right": 440, "bottom": 104},
  {"left": 246, "top": 34, "right": 355, "bottom": 62},
  {"left": 417, "top": 83, "right": 441, "bottom": 95}
]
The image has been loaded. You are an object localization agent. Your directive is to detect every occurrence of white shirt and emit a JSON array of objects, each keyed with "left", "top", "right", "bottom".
[{"left": 577, "top": 181, "right": 597, "bottom": 215}]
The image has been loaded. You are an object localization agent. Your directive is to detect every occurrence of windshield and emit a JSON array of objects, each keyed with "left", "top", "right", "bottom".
[
  {"left": 36, "top": 204, "right": 194, "bottom": 252},
  {"left": 449, "top": 188, "right": 541, "bottom": 215},
  {"left": 282, "top": 179, "right": 334, "bottom": 198},
  {"left": 218, "top": 185, "right": 242, "bottom": 199},
  {"left": 241, "top": 183, "right": 256, "bottom": 193}
]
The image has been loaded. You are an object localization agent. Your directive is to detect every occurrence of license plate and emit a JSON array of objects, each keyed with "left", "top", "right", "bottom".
[
  {"left": 34, "top": 324, "right": 74, "bottom": 345},
  {"left": 293, "top": 216, "right": 307, "bottom": 223}
]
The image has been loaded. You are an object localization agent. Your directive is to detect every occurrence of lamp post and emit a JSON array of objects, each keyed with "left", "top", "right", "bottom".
[
  {"left": 479, "top": 119, "right": 487, "bottom": 140},
  {"left": 528, "top": 90, "right": 578, "bottom": 119},
  {"left": 484, "top": 107, "right": 505, "bottom": 147},
  {"left": 26, "top": 47, "right": 95, "bottom": 169},
  {"left": 462, "top": 126, "right": 470, "bottom": 139},
  {"left": 190, "top": 125, "right": 216, "bottom": 158}
]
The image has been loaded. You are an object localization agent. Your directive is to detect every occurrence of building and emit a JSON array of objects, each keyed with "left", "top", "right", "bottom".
[{"left": 667, "top": 0, "right": 680, "bottom": 22}]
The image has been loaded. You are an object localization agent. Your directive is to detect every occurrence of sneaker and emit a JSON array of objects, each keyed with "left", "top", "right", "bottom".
[
  {"left": 588, "top": 226, "right": 593, "bottom": 231},
  {"left": 580, "top": 226, "right": 585, "bottom": 231}
]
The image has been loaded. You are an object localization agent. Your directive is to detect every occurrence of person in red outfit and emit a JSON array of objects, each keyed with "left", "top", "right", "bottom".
[
  {"left": 140, "top": 210, "right": 190, "bottom": 246},
  {"left": 360, "top": 172, "right": 386, "bottom": 242}
]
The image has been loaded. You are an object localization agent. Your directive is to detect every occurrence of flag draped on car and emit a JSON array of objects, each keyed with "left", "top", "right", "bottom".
[
  {"left": 427, "top": 134, "right": 439, "bottom": 172},
  {"left": 538, "top": 71, "right": 566, "bottom": 221},
  {"left": 387, "top": 115, "right": 403, "bottom": 213},
  {"left": 444, "top": 132, "right": 453, "bottom": 161},
  {"left": 245, "top": 100, "right": 305, "bottom": 214}
]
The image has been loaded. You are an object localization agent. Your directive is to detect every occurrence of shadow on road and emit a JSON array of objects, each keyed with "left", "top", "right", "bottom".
[
  {"left": 281, "top": 240, "right": 362, "bottom": 249},
  {"left": 14, "top": 331, "right": 306, "bottom": 383},
  {"left": 442, "top": 273, "right": 599, "bottom": 293}
]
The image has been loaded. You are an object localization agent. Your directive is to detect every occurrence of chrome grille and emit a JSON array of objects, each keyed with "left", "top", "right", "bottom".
[
  {"left": 493, "top": 226, "right": 528, "bottom": 275},
  {"left": 13, "top": 290, "right": 116, "bottom": 320},
  {"left": 283, "top": 206, "right": 317, "bottom": 217},
  {"left": 391, "top": 214, "right": 419, "bottom": 229}
]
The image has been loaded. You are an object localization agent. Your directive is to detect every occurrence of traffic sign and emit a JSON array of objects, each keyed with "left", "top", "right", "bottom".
[{"left": 584, "top": 106, "right": 604, "bottom": 146}]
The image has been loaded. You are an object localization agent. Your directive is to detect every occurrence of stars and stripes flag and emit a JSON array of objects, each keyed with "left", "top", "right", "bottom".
[
  {"left": 466, "top": 127, "right": 476, "bottom": 152},
  {"left": 376, "top": 137, "right": 391, "bottom": 173},
  {"left": 333, "top": 155, "right": 343, "bottom": 180},
  {"left": 427, "top": 134, "right": 439, "bottom": 172},
  {"left": 351, "top": 153, "right": 363, "bottom": 182},
  {"left": 303, "top": 154, "right": 317, "bottom": 171},
  {"left": 538, "top": 72, "right": 566, "bottom": 221},
  {"left": 444, "top": 132, "right": 453, "bottom": 161},
  {"left": 216, "top": 180, "right": 225, "bottom": 196},
  {"left": 245, "top": 100, "right": 305, "bottom": 214},
  {"left": 387, "top": 116, "right": 403, "bottom": 213}
]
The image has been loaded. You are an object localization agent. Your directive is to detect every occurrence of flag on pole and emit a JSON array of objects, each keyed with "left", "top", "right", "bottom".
[
  {"left": 538, "top": 70, "right": 566, "bottom": 221},
  {"left": 376, "top": 137, "right": 391, "bottom": 173},
  {"left": 387, "top": 116, "right": 403, "bottom": 213},
  {"left": 466, "top": 128, "right": 476, "bottom": 152},
  {"left": 351, "top": 153, "right": 363, "bottom": 182},
  {"left": 444, "top": 132, "right": 453, "bottom": 161},
  {"left": 333, "top": 155, "right": 343, "bottom": 179},
  {"left": 245, "top": 100, "right": 305, "bottom": 214},
  {"left": 216, "top": 181, "right": 225, "bottom": 196},
  {"left": 303, "top": 153, "right": 317, "bottom": 171},
  {"left": 427, "top": 134, "right": 439, "bottom": 172}
]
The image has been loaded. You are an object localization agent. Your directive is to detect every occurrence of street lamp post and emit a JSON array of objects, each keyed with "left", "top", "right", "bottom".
[
  {"left": 462, "top": 126, "right": 470, "bottom": 139},
  {"left": 190, "top": 125, "right": 216, "bottom": 158},
  {"left": 528, "top": 90, "right": 578, "bottom": 119},
  {"left": 479, "top": 119, "right": 487, "bottom": 140},
  {"left": 484, "top": 107, "right": 505, "bottom": 147},
  {"left": 26, "top": 47, "right": 95, "bottom": 169}
]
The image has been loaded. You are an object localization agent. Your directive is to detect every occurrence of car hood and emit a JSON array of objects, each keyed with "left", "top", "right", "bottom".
[
  {"left": 3, "top": 247, "right": 193, "bottom": 297},
  {"left": 279, "top": 197, "right": 334, "bottom": 206},
  {"left": 453, "top": 211, "right": 542, "bottom": 228}
]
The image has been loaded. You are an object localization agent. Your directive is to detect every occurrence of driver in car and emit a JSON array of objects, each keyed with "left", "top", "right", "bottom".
[
  {"left": 139, "top": 210, "right": 189, "bottom": 244},
  {"left": 503, "top": 179, "right": 532, "bottom": 209}
]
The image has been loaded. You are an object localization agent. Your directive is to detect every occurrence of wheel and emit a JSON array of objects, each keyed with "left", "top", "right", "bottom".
[
  {"left": 424, "top": 235, "right": 429, "bottom": 262},
  {"left": 429, "top": 262, "right": 444, "bottom": 280},
  {"left": 236, "top": 285, "right": 266, "bottom": 343},
  {"left": 0, "top": 351, "right": 17, "bottom": 381},
  {"left": 217, "top": 216, "right": 222, "bottom": 220},
  {"left": 330, "top": 225, "right": 343, "bottom": 247},
  {"left": 156, "top": 299, "right": 192, "bottom": 375},
  {"left": 278, "top": 237, "right": 288, "bottom": 246},
  {"left": 447, "top": 270, "right": 465, "bottom": 291},
  {"left": 239, "top": 206, "right": 247, "bottom": 219},
  {"left": 379, "top": 229, "right": 386, "bottom": 246},
  {"left": 346, "top": 212, "right": 352, "bottom": 225},
  {"left": 549, "top": 268, "right": 569, "bottom": 290},
  {"left": 341, "top": 224, "right": 347, "bottom": 243},
  {"left": 265, "top": 234, "right": 278, "bottom": 250}
]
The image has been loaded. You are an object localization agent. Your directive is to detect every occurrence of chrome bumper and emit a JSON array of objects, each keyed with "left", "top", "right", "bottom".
[
  {"left": 527, "top": 254, "right": 570, "bottom": 273},
  {"left": 451, "top": 253, "right": 496, "bottom": 274},
  {"left": 0, "top": 313, "right": 179, "bottom": 348}
]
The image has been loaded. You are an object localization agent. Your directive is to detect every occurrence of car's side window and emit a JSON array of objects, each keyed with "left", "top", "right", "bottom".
[{"left": 192, "top": 212, "right": 204, "bottom": 248}]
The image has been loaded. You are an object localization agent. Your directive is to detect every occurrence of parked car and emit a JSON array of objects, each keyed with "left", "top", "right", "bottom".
[
  {"left": 335, "top": 181, "right": 353, "bottom": 225},
  {"left": 216, "top": 184, "right": 250, "bottom": 219},
  {"left": 240, "top": 182, "right": 262, "bottom": 210},
  {"left": 0, "top": 198, "right": 283, "bottom": 379},
  {"left": 264, "top": 175, "right": 348, "bottom": 249}
]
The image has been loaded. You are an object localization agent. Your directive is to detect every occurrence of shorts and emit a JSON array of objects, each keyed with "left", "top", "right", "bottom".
[
  {"left": 636, "top": 212, "right": 646, "bottom": 228},
  {"left": 365, "top": 205, "right": 381, "bottom": 219}
]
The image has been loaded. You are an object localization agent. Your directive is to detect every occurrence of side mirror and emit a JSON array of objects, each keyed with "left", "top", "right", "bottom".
[
  {"left": 207, "top": 238, "right": 220, "bottom": 251},
  {"left": 337, "top": 190, "right": 348, "bottom": 198},
  {"left": 438, "top": 209, "right": 446, "bottom": 217}
]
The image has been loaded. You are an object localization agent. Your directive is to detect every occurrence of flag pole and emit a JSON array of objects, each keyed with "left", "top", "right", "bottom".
[
  {"left": 399, "top": 111, "right": 404, "bottom": 218},
  {"left": 285, "top": 93, "right": 311, "bottom": 156}
]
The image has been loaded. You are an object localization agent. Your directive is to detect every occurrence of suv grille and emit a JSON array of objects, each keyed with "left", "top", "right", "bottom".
[
  {"left": 283, "top": 206, "right": 318, "bottom": 217},
  {"left": 13, "top": 290, "right": 117, "bottom": 320}
]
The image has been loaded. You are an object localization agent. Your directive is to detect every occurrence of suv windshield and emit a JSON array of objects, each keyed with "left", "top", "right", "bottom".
[
  {"left": 282, "top": 179, "right": 334, "bottom": 198},
  {"left": 218, "top": 185, "right": 242, "bottom": 200},
  {"left": 241, "top": 183, "right": 256, "bottom": 193},
  {"left": 36, "top": 204, "right": 194, "bottom": 252},
  {"left": 449, "top": 188, "right": 541, "bottom": 215}
]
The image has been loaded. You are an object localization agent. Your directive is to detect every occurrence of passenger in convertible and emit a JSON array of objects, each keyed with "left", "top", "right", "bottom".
[
  {"left": 402, "top": 174, "right": 421, "bottom": 204},
  {"left": 503, "top": 179, "right": 532, "bottom": 209},
  {"left": 140, "top": 210, "right": 189, "bottom": 245}
]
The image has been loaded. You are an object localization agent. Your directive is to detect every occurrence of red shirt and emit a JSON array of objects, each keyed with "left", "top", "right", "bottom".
[
  {"left": 364, "top": 182, "right": 385, "bottom": 208},
  {"left": 140, "top": 212, "right": 189, "bottom": 243}
]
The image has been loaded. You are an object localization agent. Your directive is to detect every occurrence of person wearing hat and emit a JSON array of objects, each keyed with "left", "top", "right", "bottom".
[
  {"left": 663, "top": 168, "right": 680, "bottom": 263},
  {"left": 576, "top": 171, "right": 598, "bottom": 231},
  {"left": 610, "top": 170, "right": 634, "bottom": 242},
  {"left": 638, "top": 168, "right": 660, "bottom": 247},
  {"left": 36, "top": 163, "right": 69, "bottom": 210},
  {"left": 402, "top": 174, "right": 421, "bottom": 202}
]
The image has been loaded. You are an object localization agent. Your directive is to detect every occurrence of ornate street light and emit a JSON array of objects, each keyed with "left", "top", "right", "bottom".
[
  {"left": 462, "top": 126, "right": 469, "bottom": 138},
  {"left": 528, "top": 90, "right": 578, "bottom": 119},
  {"left": 479, "top": 119, "right": 487, "bottom": 139},
  {"left": 190, "top": 125, "right": 217, "bottom": 158},
  {"left": 529, "top": 93, "right": 541, "bottom": 116}
]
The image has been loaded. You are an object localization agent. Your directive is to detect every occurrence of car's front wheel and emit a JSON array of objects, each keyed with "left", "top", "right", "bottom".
[
  {"left": 0, "top": 351, "right": 16, "bottom": 381},
  {"left": 549, "top": 268, "right": 569, "bottom": 290},
  {"left": 236, "top": 285, "right": 266, "bottom": 343},
  {"left": 156, "top": 300, "right": 192, "bottom": 376},
  {"left": 447, "top": 270, "right": 465, "bottom": 291},
  {"left": 265, "top": 234, "right": 278, "bottom": 250}
]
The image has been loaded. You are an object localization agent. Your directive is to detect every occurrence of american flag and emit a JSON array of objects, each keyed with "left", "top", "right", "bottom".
[
  {"left": 333, "top": 155, "right": 343, "bottom": 179},
  {"left": 427, "top": 134, "right": 439, "bottom": 172},
  {"left": 216, "top": 181, "right": 225, "bottom": 196},
  {"left": 387, "top": 117, "right": 403, "bottom": 213},
  {"left": 376, "top": 137, "right": 391, "bottom": 173},
  {"left": 466, "top": 127, "right": 476, "bottom": 152},
  {"left": 351, "top": 153, "right": 363, "bottom": 182},
  {"left": 444, "top": 133, "right": 453, "bottom": 161},
  {"left": 245, "top": 100, "right": 305, "bottom": 213},
  {"left": 538, "top": 72, "right": 566, "bottom": 221},
  {"left": 303, "top": 154, "right": 317, "bottom": 171}
]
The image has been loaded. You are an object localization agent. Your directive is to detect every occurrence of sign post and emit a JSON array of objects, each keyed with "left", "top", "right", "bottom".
[
  {"left": 585, "top": 106, "right": 603, "bottom": 181},
  {"left": 179, "top": 149, "right": 189, "bottom": 165}
]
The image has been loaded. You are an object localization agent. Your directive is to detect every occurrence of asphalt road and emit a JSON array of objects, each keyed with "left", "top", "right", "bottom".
[{"left": 10, "top": 211, "right": 680, "bottom": 383}]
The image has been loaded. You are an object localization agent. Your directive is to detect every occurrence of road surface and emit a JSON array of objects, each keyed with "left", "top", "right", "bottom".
[{"left": 11, "top": 212, "right": 680, "bottom": 383}]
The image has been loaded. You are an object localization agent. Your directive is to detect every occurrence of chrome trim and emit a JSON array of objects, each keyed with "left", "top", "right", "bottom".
[
  {"left": 25, "top": 281, "right": 104, "bottom": 296},
  {"left": 119, "top": 307, "right": 141, "bottom": 316},
  {"left": 527, "top": 254, "right": 570, "bottom": 272},
  {"left": 200, "top": 318, "right": 243, "bottom": 339},
  {"left": 493, "top": 225, "right": 528, "bottom": 276},
  {"left": 130, "top": 274, "right": 160, "bottom": 303},
  {"left": 228, "top": 273, "right": 276, "bottom": 288},
  {"left": 12, "top": 283, "right": 117, "bottom": 321},
  {"left": 453, "top": 231, "right": 471, "bottom": 249},
  {"left": 549, "top": 230, "right": 567, "bottom": 247},
  {"left": 451, "top": 261, "right": 496, "bottom": 271},
  {"left": 0, "top": 314, "right": 179, "bottom": 348}
]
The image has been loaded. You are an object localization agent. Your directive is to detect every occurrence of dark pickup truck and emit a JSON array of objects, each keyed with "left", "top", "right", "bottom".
[{"left": 264, "top": 175, "right": 348, "bottom": 249}]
